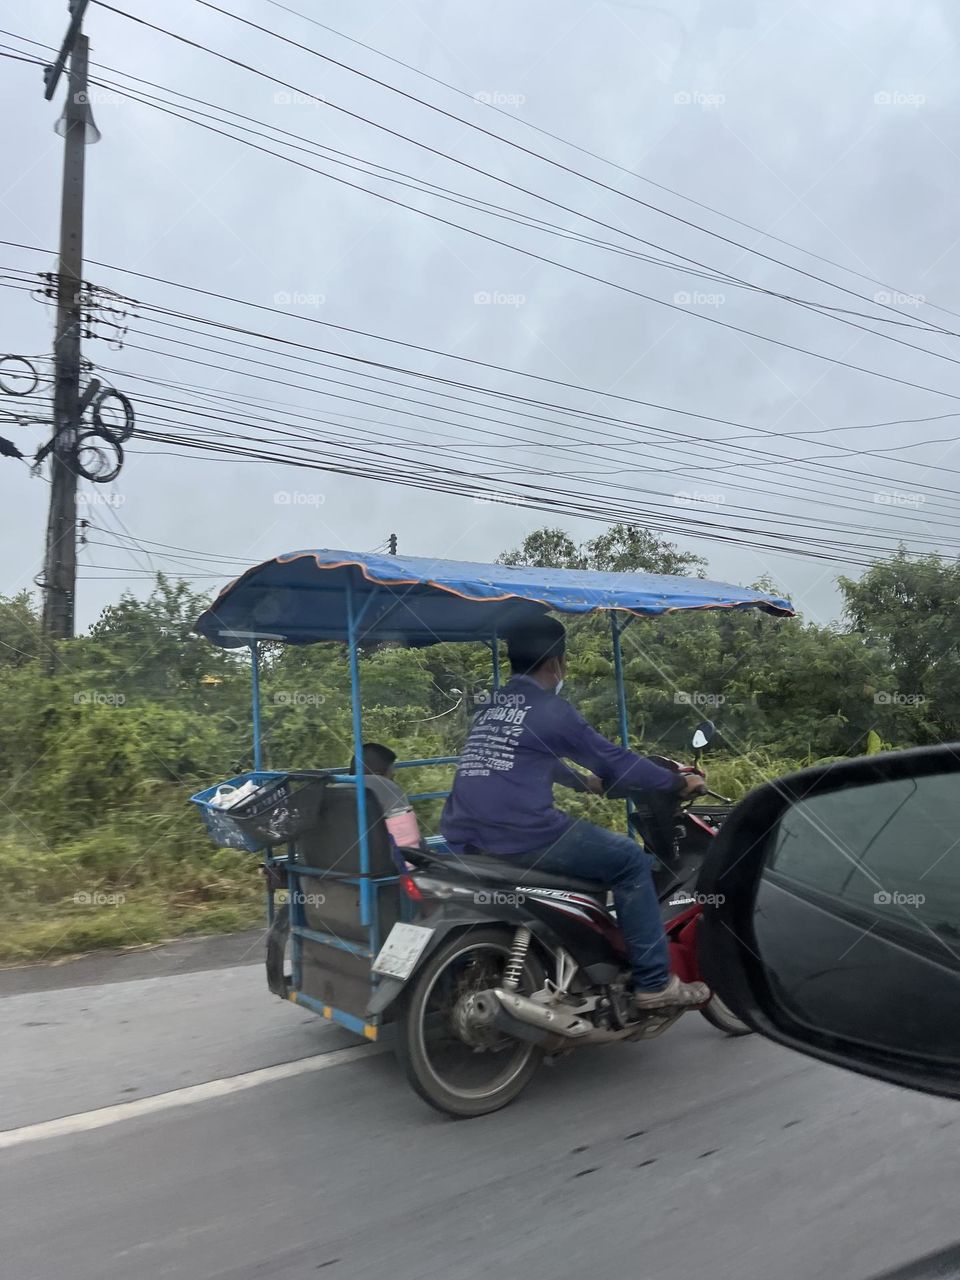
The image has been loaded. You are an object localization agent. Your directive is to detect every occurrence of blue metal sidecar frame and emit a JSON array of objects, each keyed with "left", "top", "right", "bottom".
[{"left": 192, "top": 548, "right": 793, "bottom": 1040}]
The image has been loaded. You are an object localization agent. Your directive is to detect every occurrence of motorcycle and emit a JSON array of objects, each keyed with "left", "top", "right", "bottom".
[
  {"left": 370, "top": 721, "right": 749, "bottom": 1118},
  {"left": 626, "top": 721, "right": 745, "bottom": 1038}
]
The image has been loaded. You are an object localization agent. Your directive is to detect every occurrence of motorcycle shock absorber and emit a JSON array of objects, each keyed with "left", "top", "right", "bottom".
[{"left": 502, "top": 926, "right": 532, "bottom": 991}]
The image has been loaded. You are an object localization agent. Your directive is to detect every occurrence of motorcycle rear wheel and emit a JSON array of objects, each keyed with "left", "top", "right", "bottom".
[
  {"left": 395, "top": 926, "right": 545, "bottom": 1118},
  {"left": 700, "top": 992, "right": 752, "bottom": 1037}
]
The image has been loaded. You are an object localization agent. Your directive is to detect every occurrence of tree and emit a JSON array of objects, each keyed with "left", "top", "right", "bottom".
[
  {"left": 0, "top": 592, "right": 43, "bottom": 668},
  {"left": 585, "top": 525, "right": 706, "bottom": 576},
  {"left": 497, "top": 528, "right": 585, "bottom": 569},
  {"left": 498, "top": 523, "right": 705, "bottom": 576},
  {"left": 839, "top": 551, "right": 960, "bottom": 743},
  {"left": 84, "top": 574, "right": 238, "bottom": 699}
]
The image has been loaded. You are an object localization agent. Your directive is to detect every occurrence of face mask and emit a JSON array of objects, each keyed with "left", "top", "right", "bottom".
[{"left": 555, "top": 679, "right": 565, "bottom": 694}]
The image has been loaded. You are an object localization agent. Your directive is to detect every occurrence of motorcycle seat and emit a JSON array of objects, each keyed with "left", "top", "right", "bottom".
[{"left": 405, "top": 847, "right": 604, "bottom": 897}]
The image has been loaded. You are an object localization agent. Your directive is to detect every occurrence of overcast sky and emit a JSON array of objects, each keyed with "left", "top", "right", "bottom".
[{"left": 2, "top": 0, "right": 959, "bottom": 631}]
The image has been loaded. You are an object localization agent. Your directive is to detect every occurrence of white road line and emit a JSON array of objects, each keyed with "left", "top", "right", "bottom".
[{"left": 0, "top": 1044, "right": 385, "bottom": 1150}]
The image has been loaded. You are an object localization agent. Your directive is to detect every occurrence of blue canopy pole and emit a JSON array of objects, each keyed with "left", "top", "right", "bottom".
[
  {"left": 250, "top": 640, "right": 263, "bottom": 770},
  {"left": 345, "top": 579, "right": 372, "bottom": 930},
  {"left": 490, "top": 629, "right": 501, "bottom": 690},
  {"left": 610, "top": 614, "right": 630, "bottom": 748},
  {"left": 610, "top": 614, "right": 635, "bottom": 835}
]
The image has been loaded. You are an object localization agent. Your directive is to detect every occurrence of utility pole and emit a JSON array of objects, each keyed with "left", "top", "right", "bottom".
[
  {"left": 41, "top": 1, "right": 95, "bottom": 648},
  {"left": 388, "top": 532, "right": 398, "bottom": 555}
]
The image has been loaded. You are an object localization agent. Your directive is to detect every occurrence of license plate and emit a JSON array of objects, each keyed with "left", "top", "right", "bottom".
[{"left": 372, "top": 923, "right": 434, "bottom": 980}]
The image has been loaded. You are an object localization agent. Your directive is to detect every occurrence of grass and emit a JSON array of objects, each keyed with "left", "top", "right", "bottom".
[
  {"left": 0, "top": 894, "right": 263, "bottom": 965},
  {"left": 0, "top": 753, "right": 809, "bottom": 964},
  {"left": 0, "top": 797, "right": 264, "bottom": 964},
  {"left": 697, "top": 752, "right": 808, "bottom": 802}
]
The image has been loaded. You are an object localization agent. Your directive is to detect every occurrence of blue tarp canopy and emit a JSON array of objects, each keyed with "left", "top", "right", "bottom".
[{"left": 194, "top": 549, "right": 794, "bottom": 648}]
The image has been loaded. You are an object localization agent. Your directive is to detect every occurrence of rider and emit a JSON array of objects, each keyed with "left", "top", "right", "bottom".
[{"left": 440, "top": 615, "right": 709, "bottom": 1012}]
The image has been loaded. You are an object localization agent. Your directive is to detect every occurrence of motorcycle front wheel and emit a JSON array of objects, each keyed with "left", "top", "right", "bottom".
[{"left": 395, "top": 926, "right": 546, "bottom": 1118}]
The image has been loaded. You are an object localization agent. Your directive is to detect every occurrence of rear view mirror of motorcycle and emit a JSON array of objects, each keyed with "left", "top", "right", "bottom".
[
  {"left": 697, "top": 744, "right": 960, "bottom": 1101},
  {"left": 691, "top": 720, "right": 715, "bottom": 751}
]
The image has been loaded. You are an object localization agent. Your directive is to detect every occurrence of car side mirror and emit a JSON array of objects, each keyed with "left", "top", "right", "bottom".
[{"left": 697, "top": 745, "right": 960, "bottom": 1099}]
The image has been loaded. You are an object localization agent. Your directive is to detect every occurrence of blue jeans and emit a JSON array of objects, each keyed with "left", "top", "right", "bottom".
[{"left": 509, "top": 820, "right": 670, "bottom": 991}]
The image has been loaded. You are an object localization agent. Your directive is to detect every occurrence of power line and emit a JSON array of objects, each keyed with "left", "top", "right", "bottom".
[
  {"left": 86, "top": 525, "right": 254, "bottom": 565},
  {"left": 261, "top": 0, "right": 960, "bottom": 333},
  {"left": 0, "top": 28, "right": 939, "bottom": 354},
  {"left": 2, "top": 24, "right": 923, "bottom": 596},
  {"left": 13, "top": 235, "right": 957, "bottom": 545},
  {"left": 89, "top": 506, "right": 155, "bottom": 575},
  {"left": 84, "top": 283, "right": 960, "bottom": 524},
  {"left": 181, "top": 0, "right": 953, "bottom": 336},
  {"left": 112, "top": 307, "right": 960, "bottom": 466},
  {"left": 11, "top": 19, "right": 951, "bottom": 337},
  {"left": 77, "top": 68, "right": 750, "bottom": 292},
  {"left": 128, "top": 421, "right": 884, "bottom": 569},
  {"left": 10, "top": 235, "right": 960, "bottom": 445},
  {"left": 125, "top": 395, "right": 949, "bottom": 559},
  {"left": 7, "top": 37, "right": 960, "bottom": 481},
  {"left": 89, "top": 3, "right": 960, "bottom": 361},
  {"left": 108, "top": 294, "right": 960, "bottom": 503},
  {"left": 78, "top": 59, "right": 960, "bottom": 373},
  {"left": 62, "top": 53, "right": 950, "bottom": 339},
  {"left": 103, "top": 334, "right": 960, "bottom": 534},
  {"left": 6, "top": 237, "right": 954, "bottom": 566}
]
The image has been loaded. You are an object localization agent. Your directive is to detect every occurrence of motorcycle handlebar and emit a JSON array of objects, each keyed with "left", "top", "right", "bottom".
[
  {"left": 602, "top": 778, "right": 733, "bottom": 806},
  {"left": 702, "top": 787, "right": 733, "bottom": 804}
]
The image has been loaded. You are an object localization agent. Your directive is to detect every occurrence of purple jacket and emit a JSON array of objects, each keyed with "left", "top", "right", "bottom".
[{"left": 440, "top": 675, "right": 681, "bottom": 856}]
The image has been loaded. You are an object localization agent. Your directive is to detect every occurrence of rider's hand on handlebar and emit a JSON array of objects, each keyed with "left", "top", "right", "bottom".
[{"left": 678, "top": 773, "right": 708, "bottom": 799}]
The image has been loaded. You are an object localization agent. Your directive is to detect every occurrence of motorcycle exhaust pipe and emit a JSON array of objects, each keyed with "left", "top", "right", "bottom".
[
  {"left": 489, "top": 989, "right": 595, "bottom": 1039},
  {"left": 469, "top": 990, "right": 553, "bottom": 1046},
  {"left": 472, "top": 988, "right": 640, "bottom": 1046}
]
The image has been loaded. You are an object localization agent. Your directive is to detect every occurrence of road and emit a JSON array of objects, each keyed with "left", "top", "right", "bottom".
[{"left": 1, "top": 936, "right": 958, "bottom": 1280}]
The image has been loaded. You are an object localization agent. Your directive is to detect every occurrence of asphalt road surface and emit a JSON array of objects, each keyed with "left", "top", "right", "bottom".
[{"left": 1, "top": 936, "right": 958, "bottom": 1280}]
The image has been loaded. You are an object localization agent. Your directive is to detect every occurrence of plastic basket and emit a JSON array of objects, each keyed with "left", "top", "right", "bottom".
[{"left": 190, "top": 772, "right": 331, "bottom": 851}]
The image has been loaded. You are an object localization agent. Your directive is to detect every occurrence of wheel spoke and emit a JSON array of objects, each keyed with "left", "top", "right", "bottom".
[{"left": 418, "top": 942, "right": 536, "bottom": 1100}]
